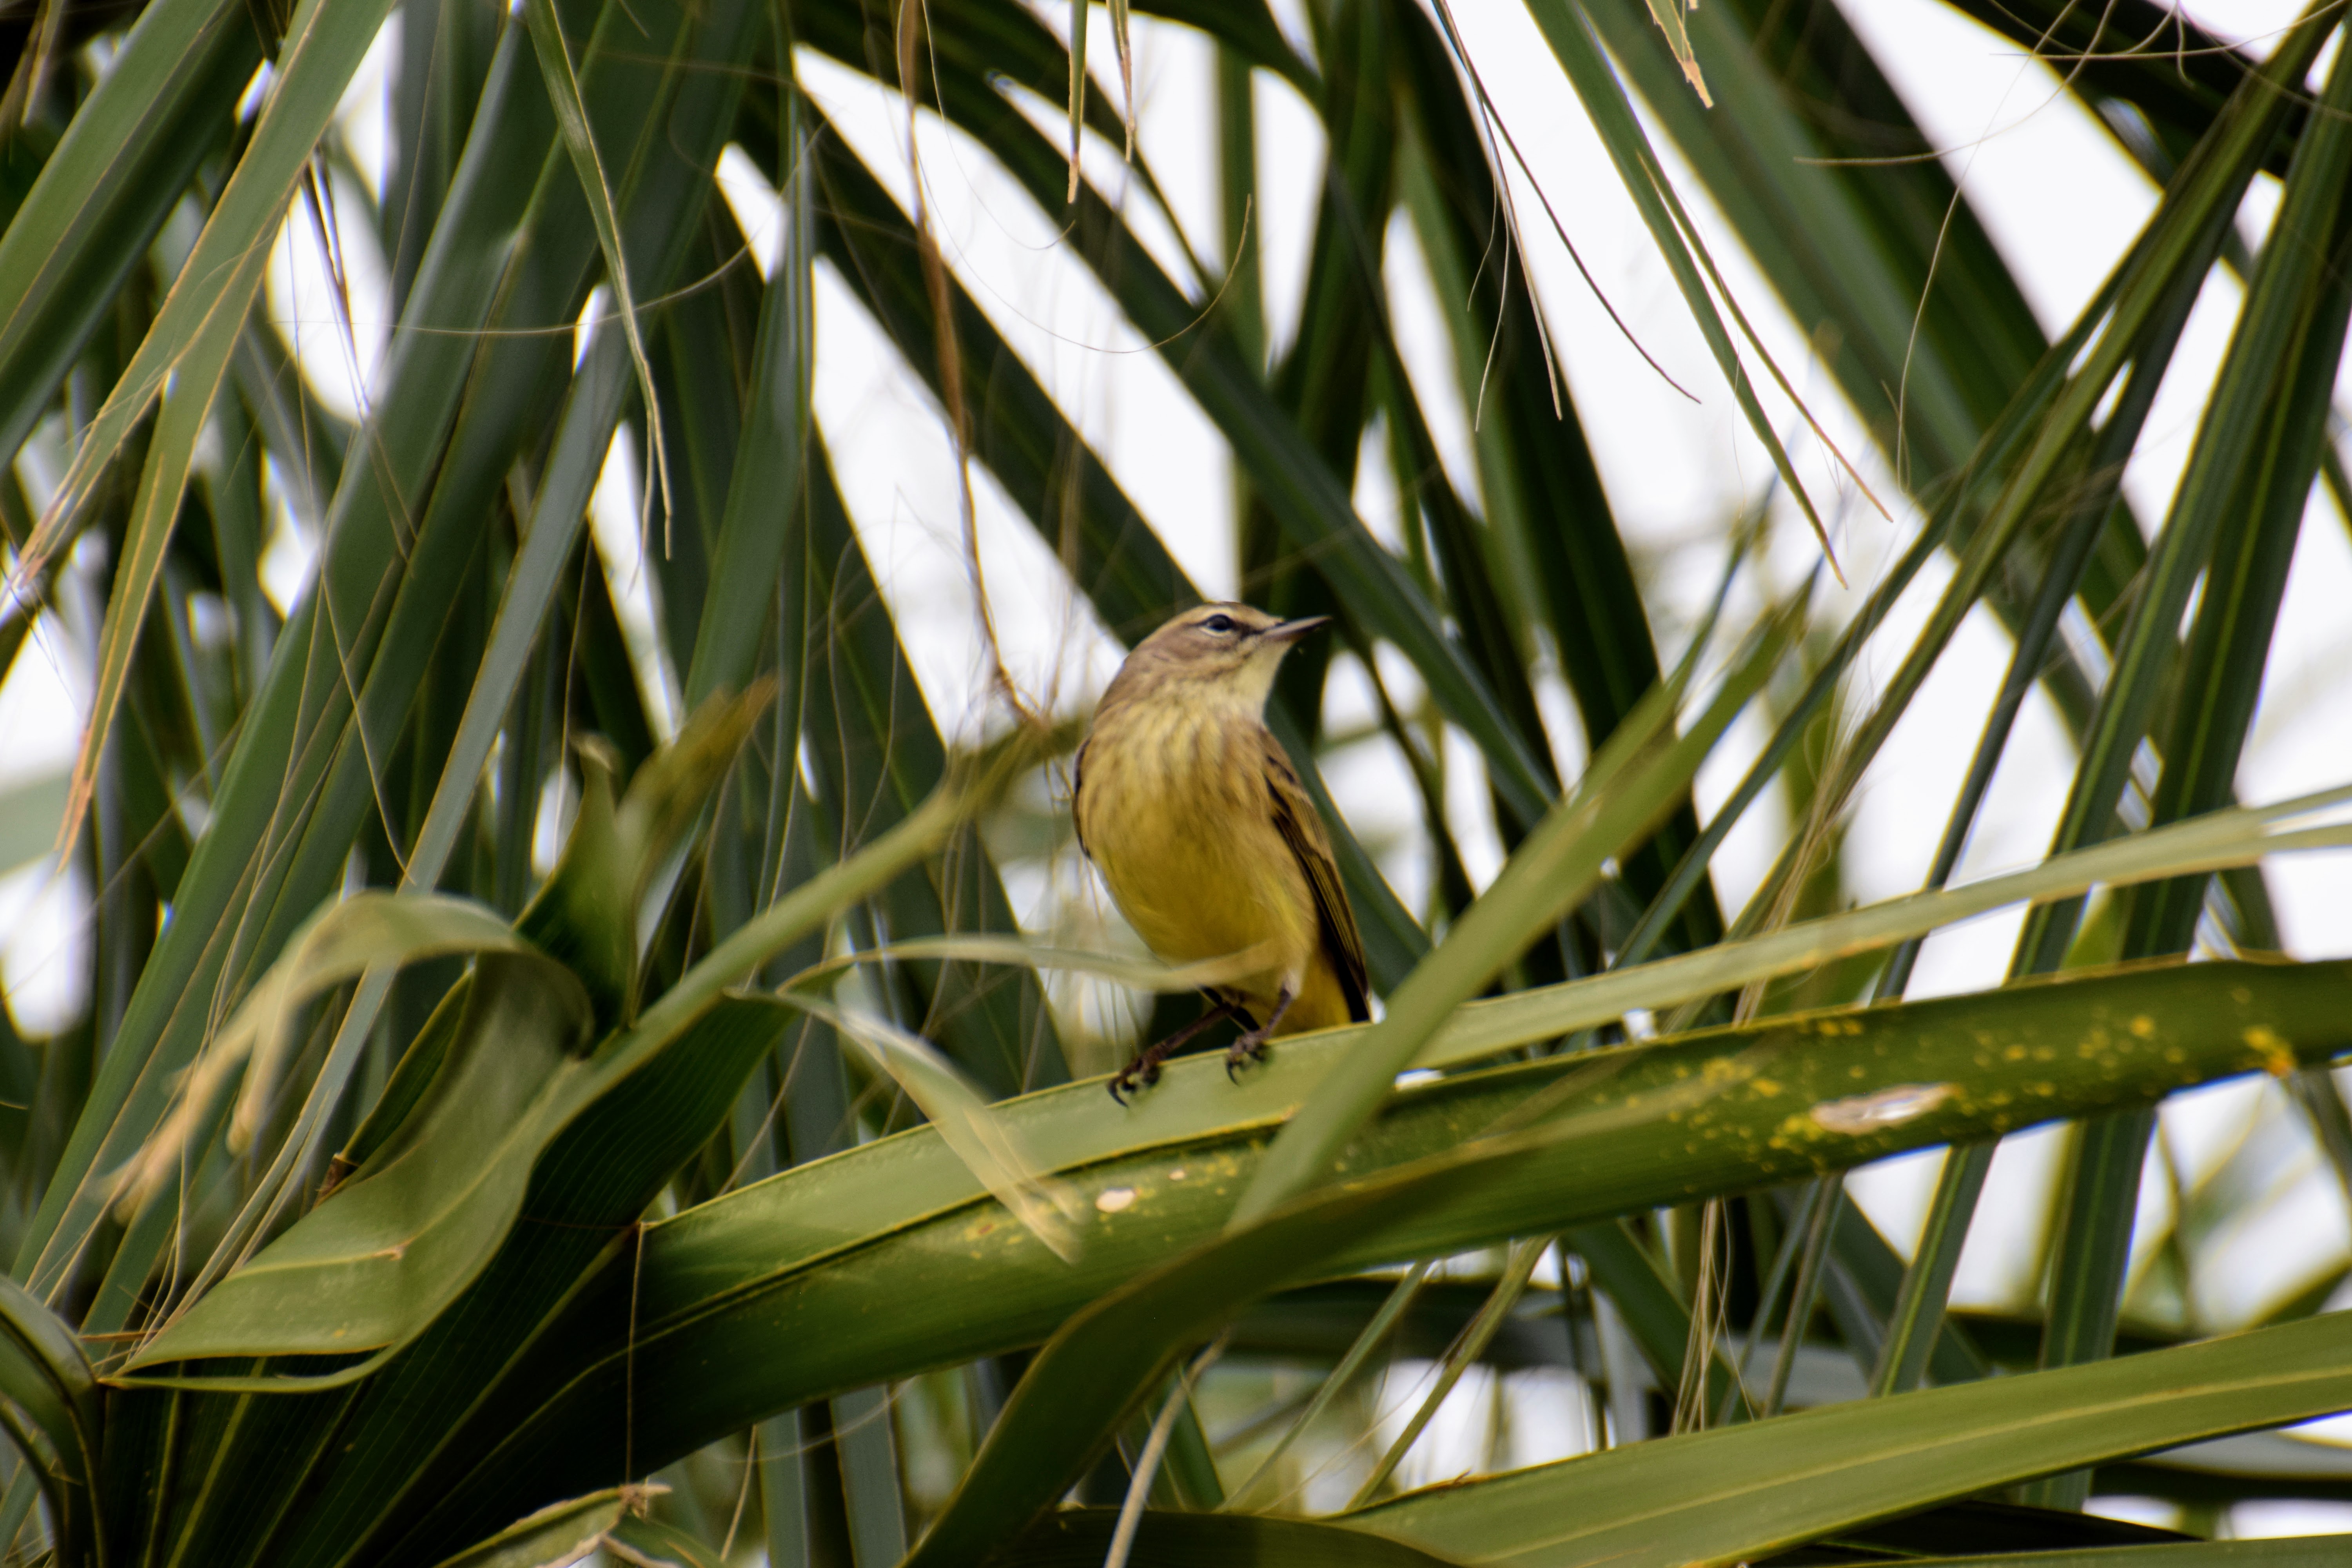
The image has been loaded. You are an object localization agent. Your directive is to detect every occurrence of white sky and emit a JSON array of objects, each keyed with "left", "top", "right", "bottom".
[{"left": 5, "top": 0, "right": 2352, "bottom": 1530}]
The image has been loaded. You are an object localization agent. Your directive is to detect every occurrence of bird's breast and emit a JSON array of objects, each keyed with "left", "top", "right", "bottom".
[{"left": 1077, "top": 709, "right": 1316, "bottom": 989}]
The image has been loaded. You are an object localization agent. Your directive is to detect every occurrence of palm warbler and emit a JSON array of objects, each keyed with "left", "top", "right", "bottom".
[{"left": 1074, "top": 603, "right": 1369, "bottom": 1100}]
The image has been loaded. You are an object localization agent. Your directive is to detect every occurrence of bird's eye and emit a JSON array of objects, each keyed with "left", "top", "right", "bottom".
[{"left": 1202, "top": 613, "right": 1237, "bottom": 634}]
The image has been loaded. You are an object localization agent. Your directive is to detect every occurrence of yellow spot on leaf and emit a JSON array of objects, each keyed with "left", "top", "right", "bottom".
[{"left": 2243, "top": 1025, "right": 2296, "bottom": 1078}]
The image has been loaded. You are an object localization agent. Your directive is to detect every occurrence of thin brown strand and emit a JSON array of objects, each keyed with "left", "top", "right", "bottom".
[
  {"left": 1066, "top": 0, "right": 1087, "bottom": 203},
  {"left": 888, "top": 157, "right": 1252, "bottom": 358},
  {"left": 304, "top": 161, "right": 422, "bottom": 877},
  {"left": 903, "top": 0, "right": 1042, "bottom": 731},
  {"left": 1431, "top": 0, "right": 1697, "bottom": 406},
  {"left": 1637, "top": 142, "right": 1871, "bottom": 573},
  {"left": 1894, "top": 0, "right": 2122, "bottom": 497},
  {"left": 303, "top": 158, "right": 370, "bottom": 434},
  {"left": 1431, "top": 0, "right": 1567, "bottom": 419},
  {"left": 721, "top": 1426, "right": 758, "bottom": 1558},
  {"left": 624, "top": 1219, "right": 646, "bottom": 1485}
]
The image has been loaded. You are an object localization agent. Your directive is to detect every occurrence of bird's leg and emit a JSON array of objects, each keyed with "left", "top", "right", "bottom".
[
  {"left": 1225, "top": 985, "right": 1294, "bottom": 1080},
  {"left": 1109, "top": 998, "right": 1243, "bottom": 1104}
]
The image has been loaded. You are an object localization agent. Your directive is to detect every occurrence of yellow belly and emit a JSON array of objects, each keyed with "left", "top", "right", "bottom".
[{"left": 1079, "top": 713, "right": 1341, "bottom": 1033}]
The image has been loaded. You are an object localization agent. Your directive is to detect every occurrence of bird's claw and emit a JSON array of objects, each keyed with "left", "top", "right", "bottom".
[
  {"left": 1223, "top": 1031, "right": 1270, "bottom": 1082},
  {"left": 1109, "top": 1002, "right": 1241, "bottom": 1104},
  {"left": 1107, "top": 1055, "right": 1164, "bottom": 1105}
]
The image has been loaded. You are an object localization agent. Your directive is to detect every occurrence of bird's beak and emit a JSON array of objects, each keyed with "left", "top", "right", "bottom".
[{"left": 1265, "top": 615, "right": 1331, "bottom": 644}]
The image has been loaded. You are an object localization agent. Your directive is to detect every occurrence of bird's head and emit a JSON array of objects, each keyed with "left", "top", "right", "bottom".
[{"left": 1107, "top": 603, "right": 1330, "bottom": 715}]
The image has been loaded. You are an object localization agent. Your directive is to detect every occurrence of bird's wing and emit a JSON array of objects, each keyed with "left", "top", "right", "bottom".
[
  {"left": 1258, "top": 728, "right": 1371, "bottom": 1022},
  {"left": 1070, "top": 737, "right": 1093, "bottom": 860}
]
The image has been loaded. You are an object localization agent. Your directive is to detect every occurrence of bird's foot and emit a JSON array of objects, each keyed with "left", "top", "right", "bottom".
[
  {"left": 1108, "top": 1000, "right": 1241, "bottom": 1104},
  {"left": 1223, "top": 1027, "right": 1271, "bottom": 1082},
  {"left": 1107, "top": 1045, "right": 1171, "bottom": 1105},
  {"left": 1223, "top": 986, "right": 1295, "bottom": 1082}
]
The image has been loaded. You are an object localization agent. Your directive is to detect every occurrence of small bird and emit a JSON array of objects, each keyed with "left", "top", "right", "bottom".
[{"left": 1073, "top": 603, "right": 1370, "bottom": 1101}]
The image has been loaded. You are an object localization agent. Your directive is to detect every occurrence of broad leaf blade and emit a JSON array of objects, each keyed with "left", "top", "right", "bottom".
[
  {"left": 432, "top": 959, "right": 2352, "bottom": 1533},
  {"left": 1351, "top": 1309, "right": 2352, "bottom": 1567}
]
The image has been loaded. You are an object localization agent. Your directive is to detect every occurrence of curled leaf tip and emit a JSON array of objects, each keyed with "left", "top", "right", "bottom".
[
  {"left": 1643, "top": 0, "right": 1710, "bottom": 105},
  {"left": 786, "top": 997, "right": 1083, "bottom": 1263}
]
